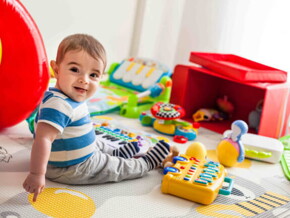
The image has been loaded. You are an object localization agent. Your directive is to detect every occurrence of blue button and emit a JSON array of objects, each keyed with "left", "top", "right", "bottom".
[
  {"left": 163, "top": 167, "right": 179, "bottom": 175},
  {"left": 194, "top": 178, "right": 208, "bottom": 185},
  {"left": 173, "top": 156, "right": 188, "bottom": 164}
]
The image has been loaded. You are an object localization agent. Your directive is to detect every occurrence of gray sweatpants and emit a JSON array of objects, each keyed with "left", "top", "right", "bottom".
[{"left": 45, "top": 140, "right": 149, "bottom": 185}]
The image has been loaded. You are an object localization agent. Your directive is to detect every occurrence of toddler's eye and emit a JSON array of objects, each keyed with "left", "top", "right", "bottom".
[
  {"left": 70, "top": 67, "right": 79, "bottom": 73},
  {"left": 90, "top": 73, "right": 100, "bottom": 79}
]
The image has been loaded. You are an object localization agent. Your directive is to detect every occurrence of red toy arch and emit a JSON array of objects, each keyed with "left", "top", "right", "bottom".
[{"left": 0, "top": 0, "right": 49, "bottom": 128}]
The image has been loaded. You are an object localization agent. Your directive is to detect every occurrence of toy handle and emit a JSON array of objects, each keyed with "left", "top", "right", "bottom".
[{"left": 218, "top": 177, "right": 234, "bottom": 196}]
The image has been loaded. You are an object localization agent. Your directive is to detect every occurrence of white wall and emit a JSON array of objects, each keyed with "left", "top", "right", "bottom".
[
  {"left": 174, "top": 0, "right": 290, "bottom": 75},
  {"left": 20, "top": 0, "right": 137, "bottom": 67},
  {"left": 135, "top": 0, "right": 186, "bottom": 69},
  {"left": 20, "top": 0, "right": 290, "bottom": 76},
  {"left": 136, "top": 0, "right": 290, "bottom": 76}
]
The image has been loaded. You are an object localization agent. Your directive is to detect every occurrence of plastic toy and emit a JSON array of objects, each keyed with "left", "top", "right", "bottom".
[
  {"left": 161, "top": 143, "right": 233, "bottom": 205},
  {"left": 139, "top": 102, "right": 200, "bottom": 141},
  {"left": 119, "top": 82, "right": 166, "bottom": 118},
  {"left": 216, "top": 120, "right": 248, "bottom": 167},
  {"left": 163, "top": 142, "right": 206, "bottom": 168},
  {"left": 0, "top": 0, "right": 49, "bottom": 129},
  {"left": 248, "top": 100, "right": 263, "bottom": 133},
  {"left": 173, "top": 135, "right": 188, "bottom": 144},
  {"left": 193, "top": 108, "right": 223, "bottom": 122},
  {"left": 91, "top": 116, "right": 167, "bottom": 156},
  {"left": 185, "top": 142, "right": 207, "bottom": 160},
  {"left": 223, "top": 131, "right": 283, "bottom": 164},
  {"left": 193, "top": 96, "right": 234, "bottom": 122},
  {"left": 279, "top": 135, "right": 290, "bottom": 180},
  {"left": 87, "top": 57, "right": 172, "bottom": 118},
  {"left": 216, "top": 95, "right": 234, "bottom": 114}
]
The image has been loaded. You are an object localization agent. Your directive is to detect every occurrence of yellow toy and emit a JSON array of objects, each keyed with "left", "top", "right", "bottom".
[
  {"left": 217, "top": 120, "right": 248, "bottom": 167},
  {"left": 161, "top": 143, "right": 233, "bottom": 205},
  {"left": 185, "top": 142, "right": 207, "bottom": 160}
]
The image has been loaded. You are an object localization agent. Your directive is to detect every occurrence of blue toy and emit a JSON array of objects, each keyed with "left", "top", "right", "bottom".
[{"left": 216, "top": 120, "right": 248, "bottom": 167}]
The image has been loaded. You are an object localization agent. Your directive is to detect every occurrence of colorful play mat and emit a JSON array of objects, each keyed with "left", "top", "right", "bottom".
[{"left": 0, "top": 113, "right": 290, "bottom": 217}]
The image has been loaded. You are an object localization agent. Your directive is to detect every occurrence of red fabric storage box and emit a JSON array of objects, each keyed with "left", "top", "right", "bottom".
[{"left": 170, "top": 63, "right": 290, "bottom": 138}]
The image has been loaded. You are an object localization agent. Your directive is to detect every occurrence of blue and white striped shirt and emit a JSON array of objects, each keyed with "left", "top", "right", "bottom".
[{"left": 35, "top": 88, "right": 95, "bottom": 167}]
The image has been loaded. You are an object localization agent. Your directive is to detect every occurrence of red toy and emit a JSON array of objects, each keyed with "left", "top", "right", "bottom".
[
  {"left": 216, "top": 96, "right": 234, "bottom": 114},
  {"left": 173, "top": 135, "right": 188, "bottom": 144},
  {"left": 151, "top": 102, "right": 185, "bottom": 120},
  {"left": 0, "top": 0, "right": 49, "bottom": 129}
]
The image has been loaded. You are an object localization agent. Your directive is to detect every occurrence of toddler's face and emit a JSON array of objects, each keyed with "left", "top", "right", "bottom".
[{"left": 54, "top": 49, "right": 104, "bottom": 102}]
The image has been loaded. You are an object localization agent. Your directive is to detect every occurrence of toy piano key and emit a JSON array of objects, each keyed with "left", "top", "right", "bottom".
[
  {"left": 132, "top": 65, "right": 152, "bottom": 86},
  {"left": 112, "top": 60, "right": 131, "bottom": 79},
  {"left": 142, "top": 69, "right": 163, "bottom": 89},
  {"left": 122, "top": 63, "right": 141, "bottom": 83}
]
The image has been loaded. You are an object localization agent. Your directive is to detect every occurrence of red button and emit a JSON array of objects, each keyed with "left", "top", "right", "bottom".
[{"left": 173, "top": 135, "right": 188, "bottom": 143}]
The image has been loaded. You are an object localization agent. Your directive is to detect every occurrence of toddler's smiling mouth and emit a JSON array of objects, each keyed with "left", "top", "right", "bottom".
[{"left": 74, "top": 87, "right": 87, "bottom": 93}]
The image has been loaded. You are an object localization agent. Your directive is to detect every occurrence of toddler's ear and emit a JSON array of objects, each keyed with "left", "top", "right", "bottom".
[{"left": 50, "top": 60, "right": 58, "bottom": 77}]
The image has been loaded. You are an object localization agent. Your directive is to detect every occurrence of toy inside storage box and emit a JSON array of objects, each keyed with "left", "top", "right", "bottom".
[
  {"left": 170, "top": 57, "right": 290, "bottom": 138},
  {"left": 190, "top": 52, "right": 287, "bottom": 83}
]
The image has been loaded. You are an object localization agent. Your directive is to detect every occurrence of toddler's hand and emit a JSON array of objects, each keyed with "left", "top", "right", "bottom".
[
  {"left": 162, "top": 146, "right": 179, "bottom": 168},
  {"left": 23, "top": 173, "right": 45, "bottom": 202}
]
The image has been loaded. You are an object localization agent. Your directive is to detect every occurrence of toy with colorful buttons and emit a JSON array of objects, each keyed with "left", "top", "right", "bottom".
[
  {"left": 92, "top": 118, "right": 159, "bottom": 156},
  {"left": 139, "top": 102, "right": 200, "bottom": 143},
  {"left": 161, "top": 143, "right": 233, "bottom": 205}
]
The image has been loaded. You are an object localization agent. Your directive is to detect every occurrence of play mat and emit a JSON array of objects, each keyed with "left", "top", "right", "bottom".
[{"left": 0, "top": 113, "right": 290, "bottom": 218}]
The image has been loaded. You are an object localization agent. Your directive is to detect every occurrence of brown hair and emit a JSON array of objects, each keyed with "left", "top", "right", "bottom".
[{"left": 56, "top": 34, "right": 107, "bottom": 70}]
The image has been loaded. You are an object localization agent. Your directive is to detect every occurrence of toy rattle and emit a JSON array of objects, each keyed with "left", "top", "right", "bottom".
[
  {"left": 216, "top": 120, "right": 248, "bottom": 167},
  {"left": 139, "top": 102, "right": 199, "bottom": 141}
]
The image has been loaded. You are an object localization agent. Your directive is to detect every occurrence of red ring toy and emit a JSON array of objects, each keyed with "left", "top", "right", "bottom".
[{"left": 0, "top": 0, "right": 49, "bottom": 128}]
